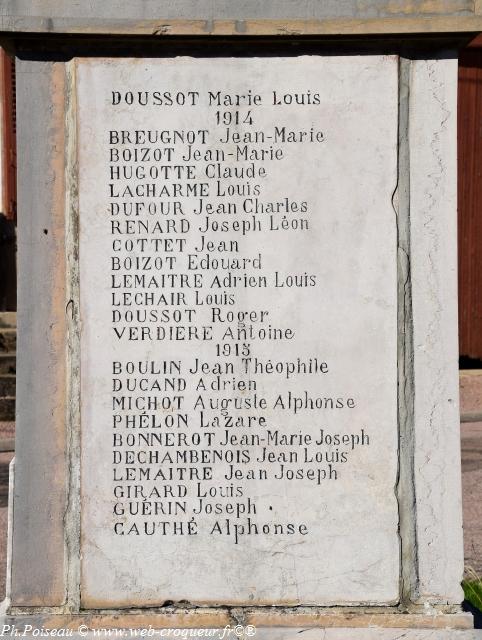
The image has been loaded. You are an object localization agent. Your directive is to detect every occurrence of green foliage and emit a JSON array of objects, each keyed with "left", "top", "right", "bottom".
[{"left": 463, "top": 567, "right": 482, "bottom": 613}]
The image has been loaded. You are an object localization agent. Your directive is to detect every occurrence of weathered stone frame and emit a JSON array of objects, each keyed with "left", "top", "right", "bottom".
[
  {"left": 1, "top": 0, "right": 482, "bottom": 36},
  {"left": 5, "top": 45, "right": 469, "bottom": 629}
]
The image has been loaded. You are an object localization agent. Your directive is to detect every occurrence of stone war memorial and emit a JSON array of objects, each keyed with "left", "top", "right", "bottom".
[{"left": 0, "top": 1, "right": 480, "bottom": 638}]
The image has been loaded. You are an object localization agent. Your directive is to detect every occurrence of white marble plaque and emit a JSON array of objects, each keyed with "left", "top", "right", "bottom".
[{"left": 77, "top": 56, "right": 400, "bottom": 607}]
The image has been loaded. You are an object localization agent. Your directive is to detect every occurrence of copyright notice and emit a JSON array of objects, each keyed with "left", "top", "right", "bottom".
[{"left": 0, "top": 626, "right": 256, "bottom": 639}]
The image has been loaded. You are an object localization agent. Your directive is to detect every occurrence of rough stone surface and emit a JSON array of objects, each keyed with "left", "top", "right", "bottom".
[
  {"left": 10, "top": 60, "right": 68, "bottom": 607},
  {"left": 0, "top": 0, "right": 478, "bottom": 21},
  {"left": 409, "top": 57, "right": 464, "bottom": 605},
  {"left": 0, "top": 0, "right": 481, "bottom": 36}
]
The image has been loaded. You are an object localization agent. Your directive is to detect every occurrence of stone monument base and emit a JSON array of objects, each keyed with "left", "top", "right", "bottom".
[{"left": 0, "top": 610, "right": 474, "bottom": 635}]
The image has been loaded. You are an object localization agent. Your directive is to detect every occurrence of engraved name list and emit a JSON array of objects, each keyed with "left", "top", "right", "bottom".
[{"left": 78, "top": 56, "right": 400, "bottom": 606}]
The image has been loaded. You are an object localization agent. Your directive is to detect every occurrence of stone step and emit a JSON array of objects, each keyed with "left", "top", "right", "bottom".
[
  {"left": 0, "top": 329, "right": 16, "bottom": 353},
  {"left": 0, "top": 354, "right": 16, "bottom": 375},
  {"left": 0, "top": 312, "right": 16, "bottom": 329},
  {"left": 0, "top": 397, "right": 15, "bottom": 421},
  {"left": 0, "top": 375, "right": 15, "bottom": 397}
]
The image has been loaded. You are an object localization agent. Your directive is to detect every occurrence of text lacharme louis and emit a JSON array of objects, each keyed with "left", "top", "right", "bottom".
[{"left": 100, "top": 84, "right": 373, "bottom": 542}]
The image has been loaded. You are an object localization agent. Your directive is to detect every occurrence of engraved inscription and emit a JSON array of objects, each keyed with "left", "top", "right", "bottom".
[{"left": 79, "top": 56, "right": 400, "bottom": 607}]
